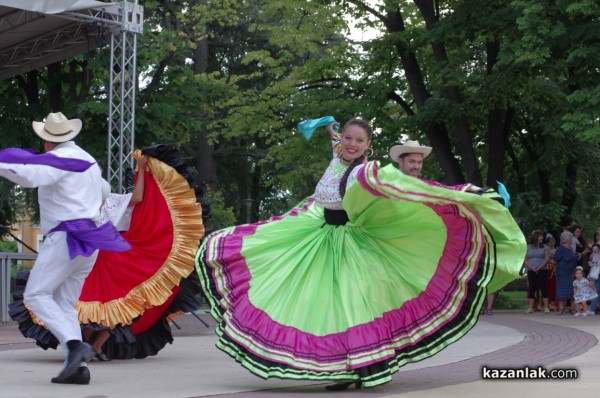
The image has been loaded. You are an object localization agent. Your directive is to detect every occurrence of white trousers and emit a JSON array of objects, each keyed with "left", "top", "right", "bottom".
[{"left": 24, "top": 231, "right": 97, "bottom": 348}]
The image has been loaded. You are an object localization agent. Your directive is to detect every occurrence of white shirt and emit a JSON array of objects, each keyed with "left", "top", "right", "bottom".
[
  {"left": 0, "top": 141, "right": 110, "bottom": 234},
  {"left": 571, "top": 236, "right": 579, "bottom": 252}
]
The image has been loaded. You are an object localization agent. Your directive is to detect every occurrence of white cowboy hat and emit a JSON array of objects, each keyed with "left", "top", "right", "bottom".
[
  {"left": 32, "top": 112, "right": 82, "bottom": 143},
  {"left": 389, "top": 140, "right": 432, "bottom": 161}
]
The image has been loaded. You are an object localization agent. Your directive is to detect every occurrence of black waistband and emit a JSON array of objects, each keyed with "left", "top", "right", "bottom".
[{"left": 324, "top": 208, "right": 349, "bottom": 226}]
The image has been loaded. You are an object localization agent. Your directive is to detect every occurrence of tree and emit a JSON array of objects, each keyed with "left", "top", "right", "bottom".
[
  {"left": 333, "top": 0, "right": 600, "bottom": 231},
  {"left": 2, "top": 0, "right": 600, "bottom": 233}
]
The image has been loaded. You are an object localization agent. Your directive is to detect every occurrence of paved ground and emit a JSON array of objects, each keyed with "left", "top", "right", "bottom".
[{"left": 0, "top": 310, "right": 598, "bottom": 398}]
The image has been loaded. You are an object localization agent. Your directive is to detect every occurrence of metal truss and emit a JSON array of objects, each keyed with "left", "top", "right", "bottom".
[
  {"left": 0, "top": 1, "right": 143, "bottom": 193},
  {"left": 107, "top": 2, "right": 143, "bottom": 193}
]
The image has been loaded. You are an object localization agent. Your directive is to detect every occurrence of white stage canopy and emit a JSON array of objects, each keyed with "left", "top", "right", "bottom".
[{"left": 0, "top": 0, "right": 120, "bottom": 80}]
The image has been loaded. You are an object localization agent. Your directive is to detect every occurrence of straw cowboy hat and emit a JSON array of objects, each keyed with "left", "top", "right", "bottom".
[
  {"left": 32, "top": 112, "right": 82, "bottom": 143},
  {"left": 389, "top": 140, "right": 432, "bottom": 161}
]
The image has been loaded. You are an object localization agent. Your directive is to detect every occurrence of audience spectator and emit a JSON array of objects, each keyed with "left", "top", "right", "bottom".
[
  {"left": 553, "top": 231, "right": 578, "bottom": 314},
  {"left": 572, "top": 266, "right": 598, "bottom": 316},
  {"left": 545, "top": 233, "right": 558, "bottom": 311},
  {"left": 570, "top": 225, "right": 589, "bottom": 268},
  {"left": 524, "top": 230, "right": 550, "bottom": 314},
  {"left": 586, "top": 244, "right": 600, "bottom": 315},
  {"left": 591, "top": 225, "right": 600, "bottom": 247}
]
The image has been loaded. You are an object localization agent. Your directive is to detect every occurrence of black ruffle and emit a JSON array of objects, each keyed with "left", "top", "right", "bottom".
[
  {"left": 91, "top": 319, "right": 173, "bottom": 360},
  {"left": 168, "top": 271, "right": 203, "bottom": 314},
  {"left": 9, "top": 144, "right": 206, "bottom": 359},
  {"left": 8, "top": 299, "right": 58, "bottom": 350},
  {"left": 99, "top": 272, "right": 201, "bottom": 359},
  {"left": 141, "top": 144, "right": 211, "bottom": 230}
]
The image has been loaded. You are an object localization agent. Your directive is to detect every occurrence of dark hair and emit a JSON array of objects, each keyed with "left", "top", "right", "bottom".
[
  {"left": 571, "top": 224, "right": 588, "bottom": 249},
  {"left": 529, "top": 230, "right": 544, "bottom": 247},
  {"left": 338, "top": 118, "right": 373, "bottom": 198}
]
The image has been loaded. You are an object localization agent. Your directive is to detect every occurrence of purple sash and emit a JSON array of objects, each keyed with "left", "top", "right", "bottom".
[
  {"left": 0, "top": 148, "right": 94, "bottom": 172},
  {"left": 49, "top": 219, "right": 132, "bottom": 260}
]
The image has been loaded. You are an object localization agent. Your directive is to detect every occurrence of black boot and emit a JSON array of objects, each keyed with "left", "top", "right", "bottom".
[
  {"left": 58, "top": 342, "right": 95, "bottom": 379},
  {"left": 51, "top": 366, "right": 91, "bottom": 385}
]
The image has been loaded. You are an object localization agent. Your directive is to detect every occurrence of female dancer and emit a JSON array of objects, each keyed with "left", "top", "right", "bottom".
[
  {"left": 10, "top": 145, "right": 205, "bottom": 362},
  {"left": 196, "top": 118, "right": 526, "bottom": 389}
]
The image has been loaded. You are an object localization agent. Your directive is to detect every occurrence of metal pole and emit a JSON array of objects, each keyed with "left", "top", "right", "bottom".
[
  {"left": 0, "top": 254, "right": 9, "bottom": 323},
  {"left": 243, "top": 199, "right": 252, "bottom": 224},
  {"left": 0, "top": 253, "right": 38, "bottom": 323}
]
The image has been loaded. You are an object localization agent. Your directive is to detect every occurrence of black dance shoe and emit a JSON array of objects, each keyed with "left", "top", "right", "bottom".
[
  {"left": 51, "top": 366, "right": 91, "bottom": 385},
  {"left": 57, "top": 342, "right": 95, "bottom": 379},
  {"left": 325, "top": 381, "right": 362, "bottom": 391}
]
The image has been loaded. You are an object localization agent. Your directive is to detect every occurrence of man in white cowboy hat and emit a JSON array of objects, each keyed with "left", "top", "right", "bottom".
[
  {"left": 0, "top": 112, "right": 130, "bottom": 384},
  {"left": 389, "top": 139, "right": 432, "bottom": 178}
]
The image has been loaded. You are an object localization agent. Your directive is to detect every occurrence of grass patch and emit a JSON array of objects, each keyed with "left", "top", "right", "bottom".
[{"left": 493, "top": 290, "right": 527, "bottom": 310}]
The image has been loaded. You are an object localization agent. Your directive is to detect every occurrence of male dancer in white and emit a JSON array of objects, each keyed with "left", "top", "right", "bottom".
[{"left": 0, "top": 112, "right": 130, "bottom": 384}]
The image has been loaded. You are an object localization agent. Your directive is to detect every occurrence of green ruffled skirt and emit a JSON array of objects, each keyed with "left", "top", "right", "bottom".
[{"left": 196, "top": 162, "right": 525, "bottom": 387}]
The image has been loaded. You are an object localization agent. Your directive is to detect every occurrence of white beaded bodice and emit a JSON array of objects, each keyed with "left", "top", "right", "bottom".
[{"left": 314, "top": 154, "right": 363, "bottom": 210}]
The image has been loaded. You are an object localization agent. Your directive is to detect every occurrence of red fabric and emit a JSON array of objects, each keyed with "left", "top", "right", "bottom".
[
  {"left": 131, "top": 286, "right": 180, "bottom": 334},
  {"left": 79, "top": 172, "right": 174, "bottom": 302}
]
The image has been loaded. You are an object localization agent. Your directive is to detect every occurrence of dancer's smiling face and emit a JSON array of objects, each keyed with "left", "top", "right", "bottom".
[
  {"left": 340, "top": 124, "right": 371, "bottom": 163},
  {"left": 397, "top": 153, "right": 425, "bottom": 177}
]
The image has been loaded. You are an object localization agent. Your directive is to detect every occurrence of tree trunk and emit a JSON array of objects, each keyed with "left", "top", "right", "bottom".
[
  {"left": 17, "top": 71, "right": 40, "bottom": 107},
  {"left": 560, "top": 149, "right": 577, "bottom": 226},
  {"left": 250, "top": 161, "right": 262, "bottom": 222},
  {"left": 194, "top": 36, "right": 208, "bottom": 75},
  {"left": 415, "top": 0, "right": 482, "bottom": 185},
  {"left": 184, "top": 132, "right": 219, "bottom": 195},
  {"left": 486, "top": 105, "right": 505, "bottom": 189},
  {"left": 385, "top": 9, "right": 465, "bottom": 184},
  {"left": 187, "top": 1, "right": 219, "bottom": 198},
  {"left": 236, "top": 146, "right": 250, "bottom": 222},
  {"left": 47, "top": 62, "right": 63, "bottom": 111},
  {"left": 506, "top": 141, "right": 525, "bottom": 192},
  {"left": 485, "top": 41, "right": 511, "bottom": 190}
]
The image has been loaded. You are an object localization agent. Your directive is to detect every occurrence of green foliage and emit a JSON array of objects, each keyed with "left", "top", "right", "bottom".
[
  {"left": 510, "top": 191, "right": 564, "bottom": 233},
  {"left": 0, "top": 180, "right": 38, "bottom": 228},
  {"left": 494, "top": 290, "right": 527, "bottom": 310},
  {"left": 203, "top": 187, "right": 236, "bottom": 231},
  {"left": 0, "top": 180, "right": 16, "bottom": 228},
  {"left": 0, "top": 240, "right": 17, "bottom": 253},
  {"left": 571, "top": 172, "right": 600, "bottom": 235}
]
